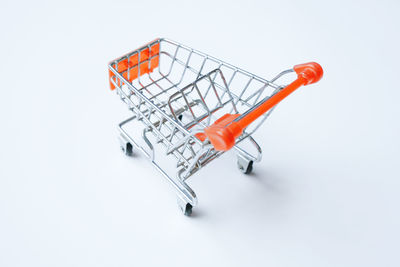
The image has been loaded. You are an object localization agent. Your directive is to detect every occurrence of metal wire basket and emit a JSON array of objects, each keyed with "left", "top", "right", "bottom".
[{"left": 108, "top": 38, "right": 323, "bottom": 215}]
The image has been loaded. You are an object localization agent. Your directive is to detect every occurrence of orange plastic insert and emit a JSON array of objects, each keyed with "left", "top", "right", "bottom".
[
  {"left": 109, "top": 41, "right": 160, "bottom": 90},
  {"left": 204, "top": 62, "right": 323, "bottom": 151}
]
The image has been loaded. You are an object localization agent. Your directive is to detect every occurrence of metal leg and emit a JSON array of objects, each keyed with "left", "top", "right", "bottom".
[{"left": 118, "top": 115, "right": 198, "bottom": 216}]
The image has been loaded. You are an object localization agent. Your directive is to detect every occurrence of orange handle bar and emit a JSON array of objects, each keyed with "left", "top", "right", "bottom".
[{"left": 204, "top": 62, "right": 323, "bottom": 151}]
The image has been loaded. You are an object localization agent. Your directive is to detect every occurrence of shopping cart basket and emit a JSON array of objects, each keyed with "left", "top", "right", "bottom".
[{"left": 108, "top": 38, "right": 323, "bottom": 215}]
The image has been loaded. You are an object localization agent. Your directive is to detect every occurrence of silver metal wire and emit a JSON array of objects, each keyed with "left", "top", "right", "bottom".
[{"left": 109, "top": 38, "right": 295, "bottom": 208}]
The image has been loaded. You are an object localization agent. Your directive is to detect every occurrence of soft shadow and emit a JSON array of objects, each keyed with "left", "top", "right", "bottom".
[{"left": 189, "top": 208, "right": 204, "bottom": 219}]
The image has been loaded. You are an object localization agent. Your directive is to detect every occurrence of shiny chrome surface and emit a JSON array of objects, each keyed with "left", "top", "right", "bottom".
[{"left": 109, "top": 38, "right": 295, "bottom": 214}]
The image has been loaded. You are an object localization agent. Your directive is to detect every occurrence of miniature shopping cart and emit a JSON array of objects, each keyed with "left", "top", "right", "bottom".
[{"left": 108, "top": 38, "right": 323, "bottom": 215}]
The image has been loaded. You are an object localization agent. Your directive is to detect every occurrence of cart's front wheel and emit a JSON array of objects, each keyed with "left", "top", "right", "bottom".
[
  {"left": 237, "top": 157, "right": 253, "bottom": 175},
  {"left": 119, "top": 135, "right": 133, "bottom": 156},
  {"left": 121, "top": 143, "right": 133, "bottom": 156}
]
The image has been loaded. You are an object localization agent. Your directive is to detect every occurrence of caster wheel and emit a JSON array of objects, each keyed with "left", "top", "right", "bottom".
[
  {"left": 183, "top": 203, "right": 193, "bottom": 216},
  {"left": 177, "top": 199, "right": 193, "bottom": 216},
  {"left": 119, "top": 135, "right": 133, "bottom": 156},
  {"left": 237, "top": 159, "right": 253, "bottom": 174},
  {"left": 120, "top": 142, "right": 133, "bottom": 156}
]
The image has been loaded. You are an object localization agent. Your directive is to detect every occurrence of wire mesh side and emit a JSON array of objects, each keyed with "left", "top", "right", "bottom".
[
  {"left": 155, "top": 39, "right": 290, "bottom": 134},
  {"left": 108, "top": 38, "right": 296, "bottom": 177},
  {"left": 167, "top": 69, "right": 238, "bottom": 131}
]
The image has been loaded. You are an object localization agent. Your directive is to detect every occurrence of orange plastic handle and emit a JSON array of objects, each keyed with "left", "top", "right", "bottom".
[{"left": 204, "top": 62, "right": 323, "bottom": 151}]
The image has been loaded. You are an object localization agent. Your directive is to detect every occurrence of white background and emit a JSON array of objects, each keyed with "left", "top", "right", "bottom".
[{"left": 1, "top": 0, "right": 399, "bottom": 266}]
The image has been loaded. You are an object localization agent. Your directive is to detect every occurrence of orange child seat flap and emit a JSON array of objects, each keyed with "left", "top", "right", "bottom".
[{"left": 109, "top": 42, "right": 160, "bottom": 90}]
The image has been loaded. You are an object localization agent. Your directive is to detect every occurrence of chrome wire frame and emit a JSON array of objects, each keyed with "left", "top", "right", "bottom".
[{"left": 109, "top": 38, "right": 294, "bottom": 207}]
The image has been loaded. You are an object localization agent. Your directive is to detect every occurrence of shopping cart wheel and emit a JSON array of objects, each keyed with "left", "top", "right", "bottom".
[
  {"left": 183, "top": 203, "right": 193, "bottom": 216},
  {"left": 237, "top": 156, "right": 253, "bottom": 175},
  {"left": 119, "top": 135, "right": 133, "bottom": 156},
  {"left": 177, "top": 199, "right": 193, "bottom": 216}
]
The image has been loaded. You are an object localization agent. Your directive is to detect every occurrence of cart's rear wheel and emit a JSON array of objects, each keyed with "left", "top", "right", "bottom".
[
  {"left": 177, "top": 198, "right": 193, "bottom": 216},
  {"left": 237, "top": 157, "right": 253, "bottom": 174},
  {"left": 183, "top": 203, "right": 193, "bottom": 216}
]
